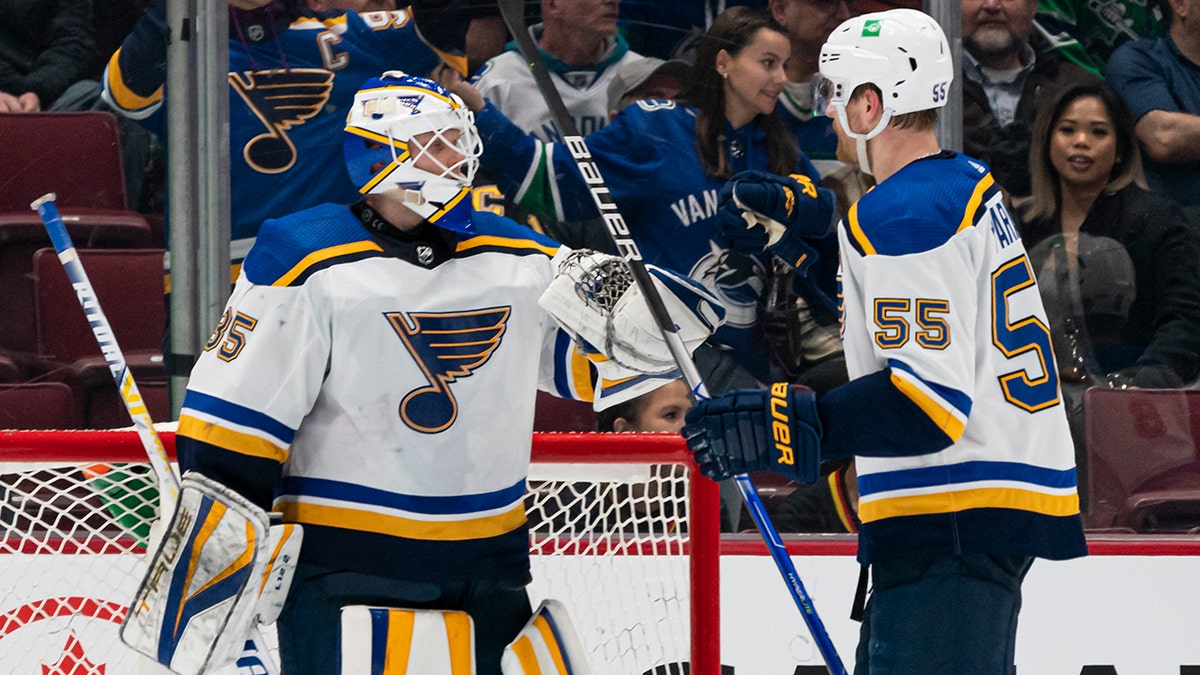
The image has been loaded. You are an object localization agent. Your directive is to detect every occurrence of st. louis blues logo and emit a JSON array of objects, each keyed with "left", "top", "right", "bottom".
[
  {"left": 385, "top": 307, "right": 510, "bottom": 433},
  {"left": 228, "top": 68, "right": 334, "bottom": 174}
]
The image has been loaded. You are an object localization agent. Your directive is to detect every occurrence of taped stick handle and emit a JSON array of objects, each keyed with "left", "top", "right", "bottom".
[{"left": 492, "top": 3, "right": 847, "bottom": 673}]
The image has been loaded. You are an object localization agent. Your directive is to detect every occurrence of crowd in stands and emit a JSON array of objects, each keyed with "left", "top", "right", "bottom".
[{"left": 2, "top": 0, "right": 1199, "bottom": 534}]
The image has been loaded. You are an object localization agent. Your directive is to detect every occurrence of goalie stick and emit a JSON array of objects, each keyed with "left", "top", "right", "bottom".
[
  {"left": 32, "top": 193, "right": 279, "bottom": 675},
  {"left": 490, "top": 4, "right": 848, "bottom": 674}
]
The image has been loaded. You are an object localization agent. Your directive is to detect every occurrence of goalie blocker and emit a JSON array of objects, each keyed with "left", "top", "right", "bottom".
[{"left": 120, "top": 473, "right": 303, "bottom": 675}]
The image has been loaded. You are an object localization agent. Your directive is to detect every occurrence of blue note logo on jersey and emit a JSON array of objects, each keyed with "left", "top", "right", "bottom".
[
  {"left": 229, "top": 69, "right": 335, "bottom": 174},
  {"left": 385, "top": 307, "right": 510, "bottom": 433}
]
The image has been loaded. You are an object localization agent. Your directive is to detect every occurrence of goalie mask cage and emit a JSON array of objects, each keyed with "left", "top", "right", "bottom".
[{"left": 0, "top": 429, "right": 721, "bottom": 675}]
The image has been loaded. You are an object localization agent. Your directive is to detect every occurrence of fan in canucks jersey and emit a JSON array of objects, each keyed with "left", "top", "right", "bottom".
[
  {"left": 683, "top": 11, "right": 1087, "bottom": 673},
  {"left": 101, "top": 0, "right": 467, "bottom": 261},
  {"left": 170, "top": 72, "right": 721, "bottom": 675}
]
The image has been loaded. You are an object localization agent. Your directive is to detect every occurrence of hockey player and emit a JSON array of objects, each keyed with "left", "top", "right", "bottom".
[
  {"left": 102, "top": 0, "right": 468, "bottom": 259},
  {"left": 681, "top": 9, "right": 1088, "bottom": 672},
  {"left": 119, "top": 72, "right": 723, "bottom": 675},
  {"left": 446, "top": 7, "right": 838, "bottom": 393}
]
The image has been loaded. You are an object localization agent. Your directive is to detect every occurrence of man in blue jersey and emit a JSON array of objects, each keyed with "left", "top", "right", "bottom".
[
  {"left": 682, "top": 9, "right": 1087, "bottom": 672},
  {"left": 118, "top": 71, "right": 723, "bottom": 675},
  {"left": 102, "top": 0, "right": 468, "bottom": 259}
]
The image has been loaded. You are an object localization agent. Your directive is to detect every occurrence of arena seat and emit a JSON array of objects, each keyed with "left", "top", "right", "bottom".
[
  {"left": 0, "top": 383, "right": 76, "bottom": 430},
  {"left": 1083, "top": 387, "right": 1200, "bottom": 532},
  {"left": 0, "top": 213, "right": 152, "bottom": 360},
  {"left": 32, "top": 247, "right": 167, "bottom": 428},
  {"left": 0, "top": 112, "right": 153, "bottom": 363},
  {"left": 533, "top": 390, "right": 597, "bottom": 432}
]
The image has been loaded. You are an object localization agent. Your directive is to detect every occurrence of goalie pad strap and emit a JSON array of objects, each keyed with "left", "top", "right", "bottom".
[
  {"left": 120, "top": 472, "right": 271, "bottom": 675},
  {"left": 501, "top": 599, "right": 592, "bottom": 675},
  {"left": 340, "top": 606, "right": 475, "bottom": 674}
]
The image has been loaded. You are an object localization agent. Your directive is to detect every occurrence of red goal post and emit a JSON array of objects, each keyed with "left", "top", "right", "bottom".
[{"left": 0, "top": 428, "right": 721, "bottom": 674}]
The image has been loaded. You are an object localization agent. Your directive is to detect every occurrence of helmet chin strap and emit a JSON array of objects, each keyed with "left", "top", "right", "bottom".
[{"left": 833, "top": 103, "right": 893, "bottom": 177}]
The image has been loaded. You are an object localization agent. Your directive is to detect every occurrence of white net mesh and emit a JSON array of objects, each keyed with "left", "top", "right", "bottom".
[{"left": 0, "top": 436, "right": 714, "bottom": 674}]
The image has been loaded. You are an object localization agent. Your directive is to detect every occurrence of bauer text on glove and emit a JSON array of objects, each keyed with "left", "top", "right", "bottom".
[{"left": 681, "top": 382, "right": 822, "bottom": 483}]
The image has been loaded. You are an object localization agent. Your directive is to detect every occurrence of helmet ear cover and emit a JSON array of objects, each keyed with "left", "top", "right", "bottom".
[{"left": 343, "top": 71, "right": 482, "bottom": 233}]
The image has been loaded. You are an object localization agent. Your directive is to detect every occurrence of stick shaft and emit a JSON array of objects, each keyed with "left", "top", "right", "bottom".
[
  {"left": 492, "top": 4, "right": 846, "bottom": 673},
  {"left": 32, "top": 193, "right": 279, "bottom": 675}
]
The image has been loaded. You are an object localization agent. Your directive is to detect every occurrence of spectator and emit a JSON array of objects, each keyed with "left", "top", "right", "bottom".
[
  {"left": 595, "top": 378, "right": 692, "bottom": 433},
  {"left": 473, "top": 0, "right": 641, "bottom": 142},
  {"left": 1020, "top": 82, "right": 1200, "bottom": 387},
  {"left": 605, "top": 56, "right": 691, "bottom": 116},
  {"left": 1036, "top": 0, "right": 1161, "bottom": 75},
  {"left": 1018, "top": 81, "right": 1200, "bottom": 506},
  {"left": 102, "top": 0, "right": 466, "bottom": 261},
  {"left": 448, "top": 6, "right": 836, "bottom": 394},
  {"left": 961, "top": 0, "right": 1098, "bottom": 202},
  {"left": 1106, "top": 0, "right": 1200, "bottom": 210},
  {"left": 768, "top": 0, "right": 855, "bottom": 170},
  {"left": 0, "top": 0, "right": 99, "bottom": 113}
]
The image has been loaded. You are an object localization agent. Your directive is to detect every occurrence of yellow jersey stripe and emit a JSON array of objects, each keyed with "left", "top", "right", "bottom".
[
  {"left": 456, "top": 234, "right": 559, "bottom": 257},
  {"left": 178, "top": 415, "right": 290, "bottom": 463},
  {"left": 274, "top": 240, "right": 385, "bottom": 287},
  {"left": 847, "top": 201, "right": 877, "bottom": 255},
  {"left": 278, "top": 501, "right": 527, "bottom": 541},
  {"left": 890, "top": 371, "right": 966, "bottom": 442},
  {"left": 570, "top": 348, "right": 595, "bottom": 402},
  {"left": 957, "top": 173, "right": 995, "bottom": 233},
  {"left": 105, "top": 51, "right": 162, "bottom": 111},
  {"left": 859, "top": 486, "right": 1081, "bottom": 522}
]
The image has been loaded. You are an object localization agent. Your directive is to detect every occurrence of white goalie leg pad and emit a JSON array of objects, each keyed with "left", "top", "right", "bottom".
[
  {"left": 120, "top": 472, "right": 270, "bottom": 675},
  {"left": 254, "top": 519, "right": 303, "bottom": 624},
  {"left": 538, "top": 249, "right": 725, "bottom": 374},
  {"left": 501, "top": 599, "right": 592, "bottom": 675},
  {"left": 340, "top": 606, "right": 475, "bottom": 674}
]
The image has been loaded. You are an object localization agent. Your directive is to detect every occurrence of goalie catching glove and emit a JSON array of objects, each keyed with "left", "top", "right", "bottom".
[
  {"left": 682, "top": 382, "right": 823, "bottom": 484},
  {"left": 539, "top": 249, "right": 725, "bottom": 374},
  {"left": 715, "top": 170, "right": 836, "bottom": 273}
]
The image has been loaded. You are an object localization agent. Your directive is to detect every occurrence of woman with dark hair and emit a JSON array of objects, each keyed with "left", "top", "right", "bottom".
[
  {"left": 1019, "top": 81, "right": 1200, "bottom": 390},
  {"left": 447, "top": 6, "right": 837, "bottom": 392}
]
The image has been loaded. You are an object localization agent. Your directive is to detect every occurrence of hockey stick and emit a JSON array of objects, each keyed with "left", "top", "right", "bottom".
[
  {"left": 491, "top": 4, "right": 848, "bottom": 673},
  {"left": 32, "top": 193, "right": 280, "bottom": 675}
]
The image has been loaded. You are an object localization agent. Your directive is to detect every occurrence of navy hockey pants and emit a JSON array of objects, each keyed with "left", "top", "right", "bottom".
[{"left": 854, "top": 553, "right": 1033, "bottom": 674}]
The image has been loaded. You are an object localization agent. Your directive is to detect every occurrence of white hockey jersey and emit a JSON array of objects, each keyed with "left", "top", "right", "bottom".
[
  {"left": 471, "top": 26, "right": 642, "bottom": 142},
  {"left": 176, "top": 203, "right": 676, "bottom": 584},
  {"left": 821, "top": 152, "right": 1088, "bottom": 564}
]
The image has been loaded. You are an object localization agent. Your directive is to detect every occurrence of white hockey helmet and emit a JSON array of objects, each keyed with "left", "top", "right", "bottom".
[
  {"left": 818, "top": 9, "right": 954, "bottom": 173},
  {"left": 344, "top": 71, "right": 482, "bottom": 233}
]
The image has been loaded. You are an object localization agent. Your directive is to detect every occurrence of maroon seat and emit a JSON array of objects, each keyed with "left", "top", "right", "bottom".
[
  {"left": 0, "top": 212, "right": 152, "bottom": 359},
  {"left": 32, "top": 247, "right": 167, "bottom": 428},
  {"left": 0, "top": 111, "right": 131, "bottom": 211},
  {"left": 0, "top": 383, "right": 76, "bottom": 429},
  {"left": 533, "top": 390, "right": 597, "bottom": 432},
  {"left": 0, "top": 111, "right": 153, "bottom": 361},
  {"left": 1083, "top": 387, "right": 1200, "bottom": 533}
]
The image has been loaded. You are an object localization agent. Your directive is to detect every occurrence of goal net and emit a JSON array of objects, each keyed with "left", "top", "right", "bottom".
[{"left": 0, "top": 429, "right": 720, "bottom": 674}]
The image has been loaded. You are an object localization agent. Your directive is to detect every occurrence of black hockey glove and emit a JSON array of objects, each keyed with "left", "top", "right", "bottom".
[
  {"left": 714, "top": 170, "right": 835, "bottom": 273},
  {"left": 681, "top": 383, "right": 822, "bottom": 484}
]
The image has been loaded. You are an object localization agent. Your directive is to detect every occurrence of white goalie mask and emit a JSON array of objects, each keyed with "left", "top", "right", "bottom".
[
  {"left": 344, "top": 71, "right": 483, "bottom": 233},
  {"left": 817, "top": 9, "right": 954, "bottom": 174}
]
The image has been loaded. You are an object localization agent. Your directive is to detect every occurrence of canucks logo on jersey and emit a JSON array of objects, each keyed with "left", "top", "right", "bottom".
[
  {"left": 229, "top": 69, "right": 335, "bottom": 174},
  {"left": 385, "top": 307, "right": 510, "bottom": 433}
]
